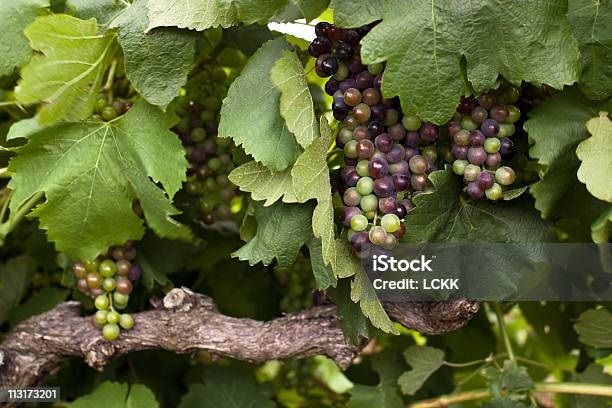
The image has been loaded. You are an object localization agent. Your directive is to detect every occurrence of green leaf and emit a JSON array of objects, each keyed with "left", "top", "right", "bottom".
[
  {"left": 524, "top": 89, "right": 612, "bottom": 229},
  {"left": 312, "top": 199, "right": 336, "bottom": 269},
  {"left": 6, "top": 117, "right": 44, "bottom": 141},
  {"left": 222, "top": 24, "right": 277, "bottom": 56},
  {"left": 9, "top": 287, "right": 68, "bottom": 326},
  {"left": 219, "top": 38, "right": 301, "bottom": 171},
  {"left": 348, "top": 345, "right": 405, "bottom": 408},
  {"left": 291, "top": 116, "right": 331, "bottom": 201},
  {"left": 179, "top": 366, "right": 275, "bottom": 408},
  {"left": 0, "top": 255, "right": 37, "bottom": 325},
  {"left": 351, "top": 260, "right": 397, "bottom": 334},
  {"left": 291, "top": 0, "right": 330, "bottom": 21},
  {"left": 574, "top": 308, "right": 612, "bottom": 348},
  {"left": 233, "top": 200, "right": 314, "bottom": 268},
  {"left": 229, "top": 0, "right": 291, "bottom": 24},
  {"left": 0, "top": 0, "right": 48, "bottom": 77},
  {"left": 591, "top": 206, "right": 612, "bottom": 243},
  {"left": 271, "top": 50, "right": 319, "bottom": 149},
  {"left": 359, "top": 0, "right": 580, "bottom": 124},
  {"left": 483, "top": 360, "right": 534, "bottom": 398},
  {"left": 572, "top": 364, "right": 612, "bottom": 408},
  {"left": 331, "top": 0, "right": 381, "bottom": 28},
  {"left": 397, "top": 346, "right": 445, "bottom": 396},
  {"left": 8, "top": 100, "right": 192, "bottom": 259},
  {"left": 567, "top": 0, "right": 612, "bottom": 100},
  {"left": 147, "top": 0, "right": 237, "bottom": 31},
  {"left": 66, "top": 0, "right": 128, "bottom": 27},
  {"left": 228, "top": 161, "right": 297, "bottom": 206},
  {"left": 67, "top": 382, "right": 159, "bottom": 408},
  {"left": 403, "top": 170, "right": 555, "bottom": 243},
  {"left": 15, "top": 14, "right": 119, "bottom": 124},
  {"left": 306, "top": 237, "right": 336, "bottom": 289},
  {"left": 312, "top": 355, "right": 354, "bottom": 394},
  {"left": 110, "top": 0, "right": 197, "bottom": 108},
  {"left": 331, "top": 278, "right": 372, "bottom": 344},
  {"left": 577, "top": 112, "right": 612, "bottom": 202}
]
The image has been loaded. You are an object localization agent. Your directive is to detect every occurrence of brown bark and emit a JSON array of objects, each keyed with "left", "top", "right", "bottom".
[{"left": 0, "top": 287, "right": 478, "bottom": 392}]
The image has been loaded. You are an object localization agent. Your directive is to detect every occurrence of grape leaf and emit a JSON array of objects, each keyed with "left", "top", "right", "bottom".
[
  {"left": 147, "top": 0, "right": 237, "bottom": 31},
  {"left": 0, "top": 0, "right": 48, "bottom": 77},
  {"left": 331, "top": 278, "right": 372, "bottom": 344},
  {"left": 291, "top": 0, "right": 330, "bottom": 21},
  {"left": 524, "top": 89, "right": 612, "bottom": 229},
  {"left": 574, "top": 308, "right": 612, "bottom": 348},
  {"left": 591, "top": 206, "right": 612, "bottom": 243},
  {"left": 359, "top": 0, "right": 580, "bottom": 124},
  {"left": 219, "top": 38, "right": 301, "bottom": 171},
  {"left": 0, "top": 255, "right": 37, "bottom": 325},
  {"left": 110, "top": 0, "right": 197, "bottom": 109},
  {"left": 222, "top": 24, "right": 277, "bottom": 56},
  {"left": 331, "top": 0, "right": 381, "bottom": 28},
  {"left": 402, "top": 170, "right": 554, "bottom": 244},
  {"left": 306, "top": 236, "right": 336, "bottom": 289},
  {"left": 577, "top": 112, "right": 612, "bottom": 202},
  {"left": 15, "top": 14, "right": 119, "bottom": 124},
  {"left": 291, "top": 116, "right": 331, "bottom": 201},
  {"left": 351, "top": 260, "right": 397, "bottom": 334},
  {"left": 567, "top": 0, "right": 612, "bottom": 100},
  {"left": 67, "top": 382, "right": 159, "bottom": 408},
  {"left": 226, "top": 0, "right": 328, "bottom": 24},
  {"left": 6, "top": 117, "right": 43, "bottom": 141},
  {"left": 312, "top": 199, "right": 336, "bottom": 268},
  {"left": 228, "top": 161, "right": 297, "bottom": 206},
  {"left": 233, "top": 200, "right": 315, "bottom": 268},
  {"left": 8, "top": 100, "right": 192, "bottom": 260},
  {"left": 66, "top": 0, "right": 128, "bottom": 27},
  {"left": 483, "top": 360, "right": 534, "bottom": 397},
  {"left": 179, "top": 366, "right": 275, "bottom": 408},
  {"left": 397, "top": 346, "right": 445, "bottom": 396},
  {"left": 348, "top": 345, "right": 404, "bottom": 408},
  {"left": 271, "top": 50, "right": 319, "bottom": 149}
]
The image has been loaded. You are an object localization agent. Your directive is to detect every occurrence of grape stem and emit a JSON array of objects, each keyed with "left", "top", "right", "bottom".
[
  {"left": 407, "top": 382, "right": 612, "bottom": 407},
  {"left": 101, "top": 59, "right": 118, "bottom": 103},
  {"left": 493, "top": 302, "right": 515, "bottom": 362},
  {"left": 0, "top": 191, "right": 44, "bottom": 243}
]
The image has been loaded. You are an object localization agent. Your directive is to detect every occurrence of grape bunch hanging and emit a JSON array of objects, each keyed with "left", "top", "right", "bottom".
[
  {"left": 71, "top": 242, "right": 141, "bottom": 341},
  {"left": 174, "top": 64, "right": 241, "bottom": 225},
  {"left": 309, "top": 22, "right": 525, "bottom": 256}
]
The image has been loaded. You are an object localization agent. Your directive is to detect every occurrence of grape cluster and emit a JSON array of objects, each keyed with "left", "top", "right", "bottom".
[
  {"left": 174, "top": 65, "right": 241, "bottom": 225},
  {"left": 311, "top": 22, "right": 441, "bottom": 256},
  {"left": 72, "top": 242, "right": 141, "bottom": 341},
  {"left": 448, "top": 90, "right": 521, "bottom": 200},
  {"left": 92, "top": 70, "right": 135, "bottom": 122}
]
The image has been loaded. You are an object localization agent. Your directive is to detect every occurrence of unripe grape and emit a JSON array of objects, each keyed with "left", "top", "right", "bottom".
[
  {"left": 356, "top": 177, "right": 374, "bottom": 195},
  {"left": 495, "top": 166, "right": 516, "bottom": 185},
  {"left": 460, "top": 116, "right": 478, "bottom": 131},
  {"left": 344, "top": 88, "right": 361, "bottom": 106},
  {"left": 103, "top": 323, "right": 120, "bottom": 341},
  {"left": 94, "top": 310, "right": 108, "bottom": 326},
  {"left": 471, "top": 106, "right": 488, "bottom": 123},
  {"left": 387, "top": 123, "right": 406, "bottom": 141},
  {"left": 343, "top": 187, "right": 362, "bottom": 206},
  {"left": 479, "top": 93, "right": 495, "bottom": 109},
  {"left": 489, "top": 105, "right": 509, "bottom": 122},
  {"left": 106, "top": 311, "right": 120, "bottom": 324},
  {"left": 95, "top": 295, "right": 110, "bottom": 310},
  {"left": 102, "top": 278, "right": 116, "bottom": 292},
  {"left": 353, "top": 103, "right": 371, "bottom": 123},
  {"left": 389, "top": 160, "right": 409, "bottom": 175},
  {"left": 402, "top": 115, "right": 422, "bottom": 131},
  {"left": 485, "top": 183, "right": 503, "bottom": 200},
  {"left": 119, "top": 314, "right": 135, "bottom": 330},
  {"left": 505, "top": 105, "right": 521, "bottom": 123},
  {"left": 360, "top": 194, "right": 379, "bottom": 212},
  {"left": 367, "top": 63, "right": 383, "bottom": 75},
  {"left": 381, "top": 214, "right": 401, "bottom": 233},
  {"left": 381, "top": 233, "right": 397, "bottom": 250},
  {"left": 484, "top": 137, "right": 501, "bottom": 153},
  {"left": 368, "top": 226, "right": 387, "bottom": 245},
  {"left": 86, "top": 272, "right": 103, "bottom": 289},
  {"left": 463, "top": 164, "right": 481, "bottom": 182},
  {"left": 102, "top": 106, "right": 118, "bottom": 121},
  {"left": 454, "top": 129, "right": 471, "bottom": 146},
  {"left": 73, "top": 262, "right": 87, "bottom": 278},
  {"left": 350, "top": 214, "right": 368, "bottom": 231},
  {"left": 84, "top": 259, "right": 99, "bottom": 272},
  {"left": 356, "top": 160, "right": 370, "bottom": 177},
  {"left": 344, "top": 140, "right": 358, "bottom": 159},
  {"left": 113, "top": 292, "right": 130, "bottom": 307},
  {"left": 99, "top": 259, "right": 117, "bottom": 278},
  {"left": 453, "top": 159, "right": 468, "bottom": 175},
  {"left": 77, "top": 278, "right": 89, "bottom": 293},
  {"left": 116, "top": 278, "right": 133, "bottom": 295},
  {"left": 498, "top": 123, "right": 515, "bottom": 138},
  {"left": 409, "top": 155, "right": 428, "bottom": 175},
  {"left": 383, "top": 109, "right": 399, "bottom": 126},
  {"left": 421, "top": 146, "right": 437, "bottom": 162}
]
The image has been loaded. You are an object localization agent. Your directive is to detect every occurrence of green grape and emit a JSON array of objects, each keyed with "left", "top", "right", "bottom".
[
  {"left": 208, "top": 157, "right": 222, "bottom": 172},
  {"left": 360, "top": 194, "right": 378, "bottom": 212},
  {"left": 103, "top": 323, "right": 121, "bottom": 341},
  {"left": 99, "top": 259, "right": 117, "bottom": 278},
  {"left": 368, "top": 226, "right": 387, "bottom": 245},
  {"left": 453, "top": 159, "right": 468, "bottom": 175},
  {"left": 334, "top": 63, "right": 349, "bottom": 80},
  {"left": 191, "top": 127, "right": 207, "bottom": 142},
  {"left": 102, "top": 106, "right": 118, "bottom": 121},
  {"left": 356, "top": 160, "right": 370, "bottom": 177},
  {"left": 498, "top": 123, "right": 515, "bottom": 137},
  {"left": 402, "top": 115, "right": 422, "bottom": 131},
  {"left": 367, "top": 63, "right": 383, "bottom": 75},
  {"left": 485, "top": 183, "right": 503, "bottom": 200},
  {"left": 356, "top": 177, "right": 374, "bottom": 195},
  {"left": 460, "top": 116, "right": 478, "bottom": 131},
  {"left": 381, "top": 214, "right": 401, "bottom": 233},
  {"left": 113, "top": 292, "right": 130, "bottom": 306},
  {"left": 106, "top": 311, "right": 120, "bottom": 324},
  {"left": 505, "top": 105, "right": 521, "bottom": 123},
  {"left": 84, "top": 259, "right": 99, "bottom": 272},
  {"left": 119, "top": 314, "right": 135, "bottom": 330},
  {"left": 102, "top": 278, "right": 116, "bottom": 292},
  {"left": 94, "top": 310, "right": 108, "bottom": 326},
  {"left": 95, "top": 98, "right": 108, "bottom": 114},
  {"left": 484, "top": 137, "right": 501, "bottom": 153},
  {"left": 350, "top": 214, "right": 368, "bottom": 231}
]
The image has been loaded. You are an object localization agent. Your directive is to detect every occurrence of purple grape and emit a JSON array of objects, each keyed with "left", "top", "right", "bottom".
[
  {"left": 128, "top": 264, "right": 141, "bottom": 281},
  {"left": 447, "top": 121, "right": 461, "bottom": 137},
  {"left": 485, "top": 152, "right": 501, "bottom": 168},
  {"left": 341, "top": 166, "right": 355, "bottom": 181},
  {"left": 469, "top": 130, "right": 485, "bottom": 146},
  {"left": 356, "top": 71, "right": 373, "bottom": 89},
  {"left": 477, "top": 171, "right": 495, "bottom": 189},
  {"left": 190, "top": 148, "right": 206, "bottom": 163},
  {"left": 419, "top": 123, "right": 438, "bottom": 143},
  {"left": 325, "top": 78, "right": 339, "bottom": 95},
  {"left": 457, "top": 96, "right": 474, "bottom": 114},
  {"left": 467, "top": 147, "right": 487, "bottom": 165},
  {"left": 389, "top": 161, "right": 410, "bottom": 175},
  {"left": 351, "top": 231, "right": 371, "bottom": 253},
  {"left": 378, "top": 197, "right": 397, "bottom": 214},
  {"left": 499, "top": 137, "right": 514, "bottom": 155},
  {"left": 401, "top": 199, "right": 415, "bottom": 212},
  {"left": 374, "top": 176, "right": 395, "bottom": 197},
  {"left": 451, "top": 144, "right": 468, "bottom": 160},
  {"left": 346, "top": 54, "right": 365, "bottom": 73},
  {"left": 404, "top": 147, "right": 420, "bottom": 161},
  {"left": 311, "top": 36, "right": 331, "bottom": 55},
  {"left": 411, "top": 174, "right": 428, "bottom": 190},
  {"left": 336, "top": 42, "right": 353, "bottom": 60},
  {"left": 481, "top": 119, "right": 499, "bottom": 137},
  {"left": 470, "top": 106, "right": 488, "bottom": 123},
  {"left": 341, "top": 206, "right": 362, "bottom": 226},
  {"left": 426, "top": 159, "right": 437, "bottom": 174},
  {"left": 368, "top": 158, "right": 389, "bottom": 178},
  {"left": 368, "top": 120, "right": 384, "bottom": 137},
  {"left": 339, "top": 78, "right": 357, "bottom": 92},
  {"left": 395, "top": 204, "right": 407, "bottom": 219},
  {"left": 344, "top": 157, "right": 357, "bottom": 166},
  {"left": 315, "top": 55, "right": 338, "bottom": 77},
  {"left": 373, "top": 74, "right": 382, "bottom": 89},
  {"left": 392, "top": 173, "right": 411, "bottom": 191},
  {"left": 490, "top": 105, "right": 509, "bottom": 122},
  {"left": 466, "top": 181, "right": 484, "bottom": 199},
  {"left": 345, "top": 170, "right": 360, "bottom": 187},
  {"left": 370, "top": 105, "right": 385, "bottom": 121},
  {"left": 404, "top": 131, "right": 420, "bottom": 147},
  {"left": 388, "top": 123, "right": 406, "bottom": 141},
  {"left": 315, "top": 22, "right": 331, "bottom": 37},
  {"left": 386, "top": 144, "right": 405, "bottom": 163},
  {"left": 375, "top": 133, "right": 393, "bottom": 152},
  {"left": 356, "top": 139, "right": 375, "bottom": 159},
  {"left": 342, "top": 29, "right": 360, "bottom": 45},
  {"left": 353, "top": 126, "right": 369, "bottom": 141}
]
